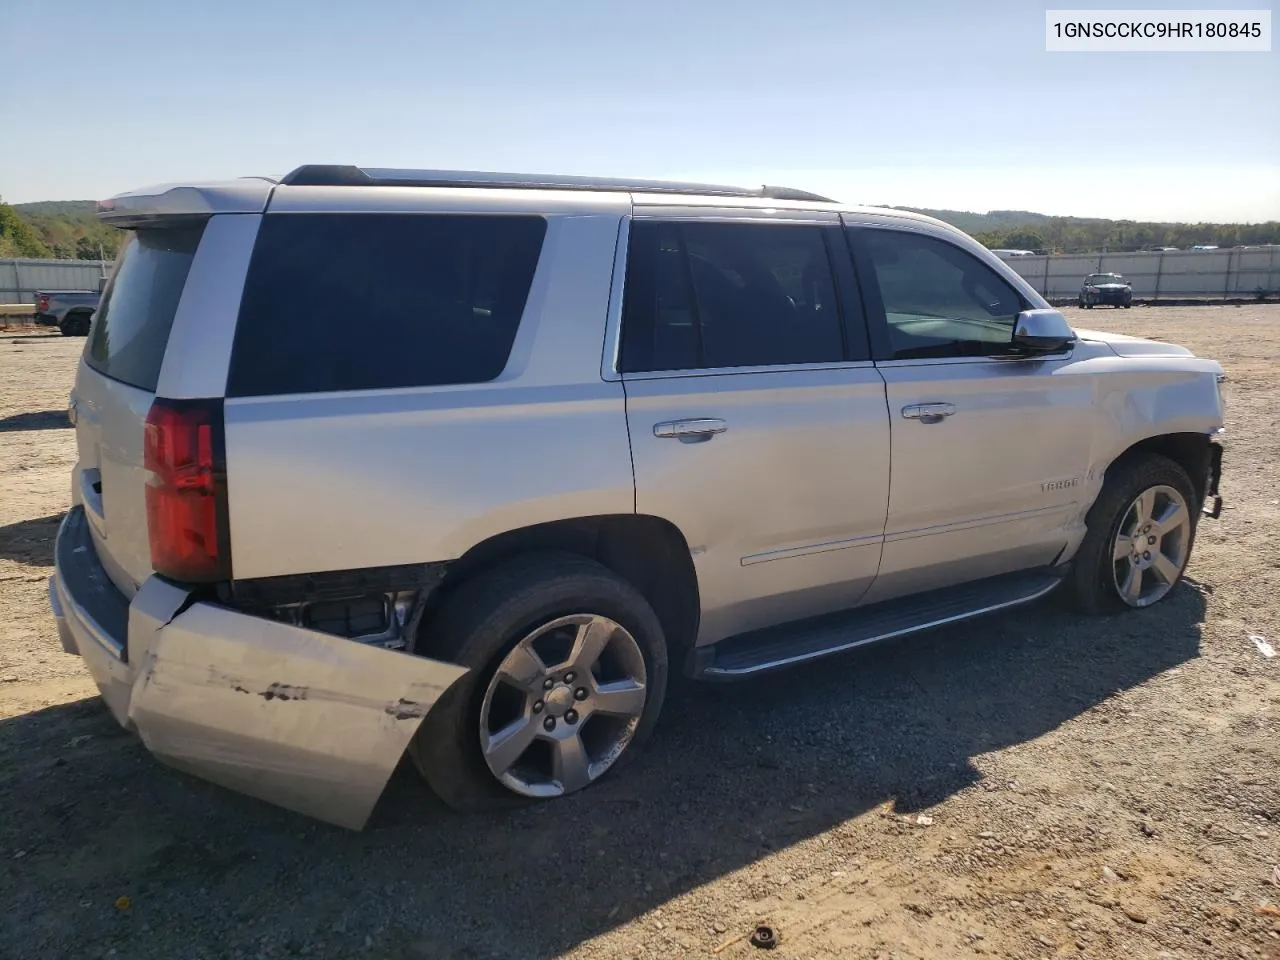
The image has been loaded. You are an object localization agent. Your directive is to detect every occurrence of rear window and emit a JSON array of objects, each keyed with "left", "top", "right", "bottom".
[
  {"left": 85, "top": 223, "right": 206, "bottom": 392},
  {"left": 226, "top": 213, "right": 547, "bottom": 397}
]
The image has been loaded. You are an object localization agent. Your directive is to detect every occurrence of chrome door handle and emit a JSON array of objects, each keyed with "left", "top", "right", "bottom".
[
  {"left": 653, "top": 418, "right": 728, "bottom": 443},
  {"left": 901, "top": 403, "right": 955, "bottom": 424}
]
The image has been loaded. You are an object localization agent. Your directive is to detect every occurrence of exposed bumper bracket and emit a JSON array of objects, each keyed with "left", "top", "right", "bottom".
[{"left": 1202, "top": 438, "right": 1224, "bottom": 519}]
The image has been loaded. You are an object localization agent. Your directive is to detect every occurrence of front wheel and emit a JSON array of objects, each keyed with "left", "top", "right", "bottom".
[
  {"left": 1065, "top": 454, "right": 1197, "bottom": 614},
  {"left": 408, "top": 553, "right": 668, "bottom": 811}
]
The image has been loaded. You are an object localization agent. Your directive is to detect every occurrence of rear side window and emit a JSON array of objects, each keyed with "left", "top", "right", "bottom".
[
  {"left": 227, "top": 214, "right": 546, "bottom": 397},
  {"left": 620, "top": 220, "right": 845, "bottom": 373},
  {"left": 85, "top": 223, "right": 206, "bottom": 392}
]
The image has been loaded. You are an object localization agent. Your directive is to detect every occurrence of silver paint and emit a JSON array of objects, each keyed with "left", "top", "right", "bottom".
[{"left": 50, "top": 172, "right": 1229, "bottom": 821}]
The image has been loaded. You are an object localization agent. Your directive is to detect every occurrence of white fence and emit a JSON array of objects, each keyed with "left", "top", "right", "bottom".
[
  {"left": 1003, "top": 247, "right": 1280, "bottom": 301},
  {"left": 0, "top": 259, "right": 112, "bottom": 304}
]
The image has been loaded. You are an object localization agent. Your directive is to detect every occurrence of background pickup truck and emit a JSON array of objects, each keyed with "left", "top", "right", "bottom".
[{"left": 35, "top": 286, "right": 102, "bottom": 336}]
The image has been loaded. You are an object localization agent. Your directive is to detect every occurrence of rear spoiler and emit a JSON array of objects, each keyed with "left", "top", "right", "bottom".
[{"left": 97, "top": 178, "right": 277, "bottom": 227}]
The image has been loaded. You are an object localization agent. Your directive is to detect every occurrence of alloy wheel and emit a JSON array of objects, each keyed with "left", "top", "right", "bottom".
[
  {"left": 1111, "top": 484, "right": 1192, "bottom": 607},
  {"left": 478, "top": 614, "right": 648, "bottom": 797}
]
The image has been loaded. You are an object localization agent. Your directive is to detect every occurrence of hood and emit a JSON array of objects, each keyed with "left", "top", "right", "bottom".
[{"left": 1074, "top": 328, "right": 1193, "bottom": 358}]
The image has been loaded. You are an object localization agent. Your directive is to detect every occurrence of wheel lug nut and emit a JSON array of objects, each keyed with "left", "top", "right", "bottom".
[
  {"left": 564, "top": 671, "right": 576, "bottom": 683},
  {"left": 565, "top": 709, "right": 578, "bottom": 725},
  {"left": 542, "top": 678, "right": 555, "bottom": 691},
  {"left": 1143, "top": 551, "right": 1151, "bottom": 560},
  {"left": 543, "top": 716, "right": 556, "bottom": 732},
  {"left": 574, "top": 687, "right": 588, "bottom": 701},
  {"left": 533, "top": 699, "right": 544, "bottom": 713},
  {"left": 1147, "top": 535, "right": 1156, "bottom": 545}
]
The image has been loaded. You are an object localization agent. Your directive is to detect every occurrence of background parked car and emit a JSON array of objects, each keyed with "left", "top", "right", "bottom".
[
  {"left": 34, "top": 283, "right": 103, "bottom": 336},
  {"left": 1079, "top": 273, "right": 1132, "bottom": 309}
]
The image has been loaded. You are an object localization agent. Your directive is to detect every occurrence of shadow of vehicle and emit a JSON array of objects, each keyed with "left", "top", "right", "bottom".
[
  {"left": 0, "top": 410, "right": 71, "bottom": 433},
  {"left": 0, "top": 585, "right": 1205, "bottom": 959},
  {"left": 0, "top": 513, "right": 64, "bottom": 566}
]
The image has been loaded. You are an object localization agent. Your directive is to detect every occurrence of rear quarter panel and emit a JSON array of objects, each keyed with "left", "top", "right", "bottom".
[{"left": 222, "top": 208, "right": 635, "bottom": 579}]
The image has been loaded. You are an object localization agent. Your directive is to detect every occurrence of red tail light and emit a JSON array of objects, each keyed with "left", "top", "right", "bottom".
[
  {"left": 38, "top": 295, "right": 49, "bottom": 312},
  {"left": 143, "top": 398, "right": 230, "bottom": 582}
]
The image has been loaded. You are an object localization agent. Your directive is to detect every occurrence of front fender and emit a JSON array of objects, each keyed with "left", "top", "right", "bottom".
[
  {"left": 1091, "top": 361, "right": 1224, "bottom": 468},
  {"left": 1068, "top": 352, "right": 1224, "bottom": 516}
]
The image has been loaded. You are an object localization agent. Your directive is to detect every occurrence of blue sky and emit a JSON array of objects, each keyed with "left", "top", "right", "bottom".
[{"left": 2, "top": 0, "right": 1276, "bottom": 221}]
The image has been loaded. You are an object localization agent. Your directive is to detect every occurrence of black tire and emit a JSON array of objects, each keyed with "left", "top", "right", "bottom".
[
  {"left": 60, "top": 312, "right": 90, "bottom": 336},
  {"left": 407, "top": 553, "right": 668, "bottom": 812},
  {"left": 1064, "top": 453, "right": 1198, "bottom": 615},
  {"left": 1123, "top": 303, "right": 1131, "bottom": 309}
]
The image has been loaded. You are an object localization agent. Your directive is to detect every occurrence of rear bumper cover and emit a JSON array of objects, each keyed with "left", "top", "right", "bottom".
[{"left": 49, "top": 507, "right": 467, "bottom": 829}]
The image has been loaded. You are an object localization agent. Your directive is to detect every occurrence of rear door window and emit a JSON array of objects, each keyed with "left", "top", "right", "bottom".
[
  {"left": 85, "top": 223, "right": 206, "bottom": 392},
  {"left": 620, "top": 220, "right": 847, "bottom": 373},
  {"left": 226, "top": 213, "right": 546, "bottom": 397}
]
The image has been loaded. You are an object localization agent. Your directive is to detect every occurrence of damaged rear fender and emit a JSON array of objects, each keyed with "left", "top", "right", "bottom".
[{"left": 127, "top": 602, "right": 468, "bottom": 829}]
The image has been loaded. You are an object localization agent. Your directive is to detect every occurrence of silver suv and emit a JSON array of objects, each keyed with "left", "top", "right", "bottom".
[{"left": 49, "top": 166, "right": 1226, "bottom": 829}]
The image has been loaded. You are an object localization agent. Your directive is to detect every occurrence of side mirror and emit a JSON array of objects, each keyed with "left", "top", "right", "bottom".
[{"left": 1013, "top": 309, "right": 1076, "bottom": 354}]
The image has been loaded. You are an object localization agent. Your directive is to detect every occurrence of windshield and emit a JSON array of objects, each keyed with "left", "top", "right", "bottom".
[{"left": 1086, "top": 274, "right": 1126, "bottom": 285}]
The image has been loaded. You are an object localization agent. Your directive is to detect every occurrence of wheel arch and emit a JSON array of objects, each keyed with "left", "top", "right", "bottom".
[
  {"left": 428, "top": 514, "right": 701, "bottom": 666},
  {"left": 1103, "top": 431, "right": 1214, "bottom": 505}
]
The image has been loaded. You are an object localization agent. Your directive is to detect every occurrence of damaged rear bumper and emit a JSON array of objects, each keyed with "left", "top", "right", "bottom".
[{"left": 48, "top": 507, "right": 467, "bottom": 829}]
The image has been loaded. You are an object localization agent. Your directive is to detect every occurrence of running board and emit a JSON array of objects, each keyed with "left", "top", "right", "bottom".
[{"left": 700, "top": 568, "right": 1064, "bottom": 679}]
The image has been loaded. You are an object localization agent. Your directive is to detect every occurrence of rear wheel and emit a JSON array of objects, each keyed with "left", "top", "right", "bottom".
[
  {"left": 408, "top": 553, "right": 668, "bottom": 811},
  {"left": 1065, "top": 454, "right": 1197, "bottom": 614},
  {"left": 59, "top": 312, "right": 91, "bottom": 336}
]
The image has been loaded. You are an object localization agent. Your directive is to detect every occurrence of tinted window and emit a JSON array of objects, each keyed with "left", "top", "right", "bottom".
[
  {"left": 620, "top": 220, "right": 844, "bottom": 372},
  {"left": 85, "top": 223, "right": 205, "bottom": 391},
  {"left": 857, "top": 229, "right": 1025, "bottom": 360},
  {"left": 227, "top": 214, "right": 546, "bottom": 397}
]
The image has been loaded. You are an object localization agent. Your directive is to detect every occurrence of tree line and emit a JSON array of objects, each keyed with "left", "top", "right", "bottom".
[
  {"left": 0, "top": 201, "right": 55, "bottom": 258},
  {"left": 6, "top": 200, "right": 124, "bottom": 260},
  {"left": 968, "top": 219, "right": 1279, "bottom": 255},
  {"left": 4, "top": 198, "right": 1278, "bottom": 261}
]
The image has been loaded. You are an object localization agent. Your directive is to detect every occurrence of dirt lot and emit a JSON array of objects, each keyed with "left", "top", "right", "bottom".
[{"left": 1, "top": 305, "right": 1277, "bottom": 960}]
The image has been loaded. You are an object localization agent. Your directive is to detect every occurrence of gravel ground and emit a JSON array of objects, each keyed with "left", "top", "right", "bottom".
[{"left": 1, "top": 306, "right": 1277, "bottom": 960}]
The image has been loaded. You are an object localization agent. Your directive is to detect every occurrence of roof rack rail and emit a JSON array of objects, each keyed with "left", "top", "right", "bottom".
[{"left": 278, "top": 165, "right": 834, "bottom": 203}]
